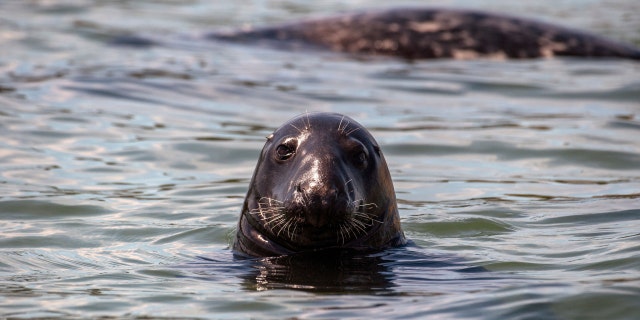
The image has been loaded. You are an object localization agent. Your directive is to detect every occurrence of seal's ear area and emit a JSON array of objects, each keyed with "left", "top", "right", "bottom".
[{"left": 373, "top": 145, "right": 381, "bottom": 156}]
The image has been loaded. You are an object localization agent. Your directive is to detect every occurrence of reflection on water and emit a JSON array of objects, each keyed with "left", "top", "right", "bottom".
[
  {"left": 247, "top": 252, "right": 396, "bottom": 293},
  {"left": 1, "top": 0, "right": 640, "bottom": 319},
  {"left": 189, "top": 246, "right": 495, "bottom": 296}
]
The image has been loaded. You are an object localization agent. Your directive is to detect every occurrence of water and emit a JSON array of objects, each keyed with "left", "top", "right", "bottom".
[{"left": 1, "top": 0, "right": 639, "bottom": 319}]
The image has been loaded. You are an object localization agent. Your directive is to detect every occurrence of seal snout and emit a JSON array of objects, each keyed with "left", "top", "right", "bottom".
[{"left": 294, "top": 178, "right": 352, "bottom": 228}]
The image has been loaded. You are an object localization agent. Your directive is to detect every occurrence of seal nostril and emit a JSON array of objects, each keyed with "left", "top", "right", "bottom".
[{"left": 296, "top": 184, "right": 303, "bottom": 193}]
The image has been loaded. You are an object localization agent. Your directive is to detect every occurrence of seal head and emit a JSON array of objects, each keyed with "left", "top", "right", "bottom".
[{"left": 234, "top": 112, "right": 405, "bottom": 257}]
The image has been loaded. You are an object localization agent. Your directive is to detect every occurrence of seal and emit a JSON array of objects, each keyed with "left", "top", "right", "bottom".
[
  {"left": 234, "top": 112, "right": 406, "bottom": 257},
  {"left": 211, "top": 7, "right": 640, "bottom": 60}
]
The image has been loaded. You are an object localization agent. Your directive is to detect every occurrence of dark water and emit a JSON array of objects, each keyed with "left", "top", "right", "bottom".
[{"left": 1, "top": 1, "right": 639, "bottom": 319}]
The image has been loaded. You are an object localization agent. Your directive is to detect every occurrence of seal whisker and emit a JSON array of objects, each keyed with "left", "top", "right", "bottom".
[
  {"left": 260, "top": 212, "right": 285, "bottom": 225},
  {"left": 349, "top": 218, "right": 368, "bottom": 234},
  {"left": 344, "top": 178, "right": 354, "bottom": 193},
  {"left": 289, "top": 123, "right": 304, "bottom": 134},
  {"left": 285, "top": 217, "right": 300, "bottom": 240},
  {"left": 340, "top": 222, "right": 353, "bottom": 245},
  {"left": 250, "top": 197, "right": 303, "bottom": 242},
  {"left": 354, "top": 212, "right": 383, "bottom": 225},
  {"left": 337, "top": 224, "right": 346, "bottom": 245},
  {"left": 352, "top": 201, "right": 383, "bottom": 225},
  {"left": 305, "top": 111, "right": 311, "bottom": 130},
  {"left": 289, "top": 220, "right": 299, "bottom": 240},
  {"left": 277, "top": 219, "right": 291, "bottom": 238},
  {"left": 352, "top": 200, "right": 377, "bottom": 210},
  {"left": 338, "top": 115, "right": 346, "bottom": 135},
  {"left": 345, "top": 126, "right": 361, "bottom": 136},
  {"left": 338, "top": 119, "right": 351, "bottom": 136},
  {"left": 272, "top": 215, "right": 292, "bottom": 237},
  {"left": 263, "top": 212, "right": 285, "bottom": 225},
  {"left": 352, "top": 222, "right": 363, "bottom": 236}
]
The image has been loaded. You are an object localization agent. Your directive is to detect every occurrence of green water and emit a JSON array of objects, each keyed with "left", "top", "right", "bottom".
[{"left": 1, "top": 0, "right": 639, "bottom": 319}]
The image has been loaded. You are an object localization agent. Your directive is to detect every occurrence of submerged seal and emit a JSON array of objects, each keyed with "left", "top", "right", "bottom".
[
  {"left": 234, "top": 112, "right": 405, "bottom": 257},
  {"left": 211, "top": 7, "right": 640, "bottom": 60}
]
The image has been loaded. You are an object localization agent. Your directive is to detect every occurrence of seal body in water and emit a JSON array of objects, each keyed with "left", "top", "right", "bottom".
[
  {"left": 210, "top": 7, "right": 640, "bottom": 60},
  {"left": 234, "top": 112, "right": 406, "bottom": 257}
]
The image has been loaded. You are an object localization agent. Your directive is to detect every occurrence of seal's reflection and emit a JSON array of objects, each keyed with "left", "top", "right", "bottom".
[{"left": 241, "top": 249, "right": 393, "bottom": 293}]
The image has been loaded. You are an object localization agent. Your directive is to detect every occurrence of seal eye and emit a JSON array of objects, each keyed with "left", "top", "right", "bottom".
[
  {"left": 275, "top": 144, "right": 295, "bottom": 161},
  {"left": 353, "top": 150, "right": 368, "bottom": 169}
]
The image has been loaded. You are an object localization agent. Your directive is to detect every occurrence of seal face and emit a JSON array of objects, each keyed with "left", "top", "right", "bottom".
[{"left": 234, "top": 112, "right": 405, "bottom": 257}]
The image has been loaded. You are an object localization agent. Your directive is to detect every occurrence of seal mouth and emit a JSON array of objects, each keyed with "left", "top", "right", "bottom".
[
  {"left": 248, "top": 197, "right": 382, "bottom": 248},
  {"left": 292, "top": 195, "right": 354, "bottom": 228}
]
